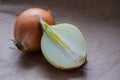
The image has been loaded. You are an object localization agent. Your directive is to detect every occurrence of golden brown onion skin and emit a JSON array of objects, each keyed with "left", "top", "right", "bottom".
[{"left": 14, "top": 8, "right": 55, "bottom": 52}]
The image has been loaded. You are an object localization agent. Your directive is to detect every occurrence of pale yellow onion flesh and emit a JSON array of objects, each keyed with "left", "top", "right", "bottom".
[{"left": 40, "top": 19, "right": 86, "bottom": 69}]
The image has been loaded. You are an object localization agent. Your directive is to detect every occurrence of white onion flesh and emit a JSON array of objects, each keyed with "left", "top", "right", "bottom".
[{"left": 40, "top": 19, "right": 86, "bottom": 69}]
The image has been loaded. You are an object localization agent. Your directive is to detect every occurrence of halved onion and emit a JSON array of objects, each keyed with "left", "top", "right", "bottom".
[{"left": 40, "top": 19, "right": 86, "bottom": 70}]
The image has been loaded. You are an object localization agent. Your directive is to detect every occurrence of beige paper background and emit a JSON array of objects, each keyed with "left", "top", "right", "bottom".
[{"left": 0, "top": 0, "right": 120, "bottom": 80}]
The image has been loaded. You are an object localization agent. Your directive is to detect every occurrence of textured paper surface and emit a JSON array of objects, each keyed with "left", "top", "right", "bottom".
[{"left": 0, "top": 0, "right": 120, "bottom": 80}]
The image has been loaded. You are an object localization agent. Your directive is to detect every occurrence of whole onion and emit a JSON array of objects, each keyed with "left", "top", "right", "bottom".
[{"left": 14, "top": 8, "right": 55, "bottom": 52}]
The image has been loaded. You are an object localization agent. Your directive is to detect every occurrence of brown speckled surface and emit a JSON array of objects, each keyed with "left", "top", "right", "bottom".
[{"left": 0, "top": 0, "right": 120, "bottom": 80}]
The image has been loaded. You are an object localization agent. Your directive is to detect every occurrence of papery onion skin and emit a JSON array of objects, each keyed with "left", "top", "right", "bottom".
[{"left": 14, "top": 8, "right": 55, "bottom": 52}]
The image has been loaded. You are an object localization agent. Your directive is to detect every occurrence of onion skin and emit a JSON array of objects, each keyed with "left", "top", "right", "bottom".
[{"left": 14, "top": 8, "right": 55, "bottom": 52}]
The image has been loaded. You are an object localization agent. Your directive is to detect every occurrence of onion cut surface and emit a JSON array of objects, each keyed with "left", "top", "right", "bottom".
[{"left": 40, "top": 19, "right": 86, "bottom": 70}]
